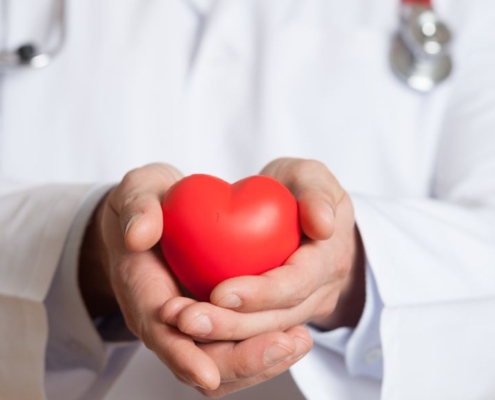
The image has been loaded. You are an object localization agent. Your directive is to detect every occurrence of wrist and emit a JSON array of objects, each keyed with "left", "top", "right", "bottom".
[
  {"left": 78, "top": 192, "right": 118, "bottom": 318},
  {"left": 310, "top": 226, "right": 366, "bottom": 331}
]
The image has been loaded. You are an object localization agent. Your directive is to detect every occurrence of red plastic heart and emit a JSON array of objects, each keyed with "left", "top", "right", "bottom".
[{"left": 160, "top": 174, "right": 301, "bottom": 301}]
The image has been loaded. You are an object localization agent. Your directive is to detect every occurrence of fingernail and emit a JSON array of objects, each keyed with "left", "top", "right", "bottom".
[
  {"left": 182, "top": 375, "right": 209, "bottom": 390},
  {"left": 125, "top": 213, "right": 141, "bottom": 236},
  {"left": 192, "top": 378, "right": 209, "bottom": 390},
  {"left": 264, "top": 344, "right": 293, "bottom": 366},
  {"left": 194, "top": 383, "right": 209, "bottom": 390},
  {"left": 293, "top": 336, "right": 311, "bottom": 359},
  {"left": 216, "top": 294, "right": 242, "bottom": 309},
  {"left": 186, "top": 314, "right": 212, "bottom": 336}
]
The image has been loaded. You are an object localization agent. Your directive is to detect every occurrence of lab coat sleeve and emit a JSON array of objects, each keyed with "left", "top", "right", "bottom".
[
  {"left": 43, "top": 185, "right": 108, "bottom": 399},
  {"left": 0, "top": 180, "right": 102, "bottom": 400},
  {"left": 356, "top": 26, "right": 495, "bottom": 399},
  {"left": 292, "top": 11, "right": 495, "bottom": 400},
  {"left": 44, "top": 184, "right": 139, "bottom": 400}
]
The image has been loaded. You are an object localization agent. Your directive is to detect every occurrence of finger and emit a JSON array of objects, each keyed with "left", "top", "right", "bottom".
[
  {"left": 160, "top": 296, "right": 198, "bottom": 326},
  {"left": 110, "top": 249, "right": 181, "bottom": 337},
  {"left": 147, "top": 323, "right": 221, "bottom": 390},
  {"left": 196, "top": 326, "right": 312, "bottom": 397},
  {"left": 298, "top": 189, "right": 335, "bottom": 240},
  {"left": 172, "top": 287, "right": 335, "bottom": 341},
  {"left": 261, "top": 158, "right": 344, "bottom": 241},
  {"left": 160, "top": 298, "right": 219, "bottom": 344},
  {"left": 108, "top": 163, "right": 182, "bottom": 252},
  {"left": 200, "top": 325, "right": 311, "bottom": 382},
  {"left": 109, "top": 250, "right": 221, "bottom": 389},
  {"left": 211, "top": 239, "right": 333, "bottom": 312}
]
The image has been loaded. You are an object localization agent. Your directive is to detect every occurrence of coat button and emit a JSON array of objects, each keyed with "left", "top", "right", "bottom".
[{"left": 365, "top": 348, "right": 382, "bottom": 365}]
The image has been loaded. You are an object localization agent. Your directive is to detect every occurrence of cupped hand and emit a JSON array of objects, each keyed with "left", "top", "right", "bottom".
[
  {"left": 80, "top": 163, "right": 219, "bottom": 388},
  {"left": 79, "top": 163, "right": 312, "bottom": 395},
  {"left": 161, "top": 158, "right": 366, "bottom": 342}
]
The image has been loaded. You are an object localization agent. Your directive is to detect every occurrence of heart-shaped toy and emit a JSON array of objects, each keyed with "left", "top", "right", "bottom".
[{"left": 160, "top": 174, "right": 301, "bottom": 301}]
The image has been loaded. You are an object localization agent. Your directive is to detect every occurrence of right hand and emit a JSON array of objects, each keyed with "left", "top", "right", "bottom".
[{"left": 79, "top": 163, "right": 312, "bottom": 394}]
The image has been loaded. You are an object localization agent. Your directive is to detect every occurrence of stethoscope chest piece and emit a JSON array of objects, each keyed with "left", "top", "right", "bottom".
[{"left": 390, "top": 4, "right": 452, "bottom": 92}]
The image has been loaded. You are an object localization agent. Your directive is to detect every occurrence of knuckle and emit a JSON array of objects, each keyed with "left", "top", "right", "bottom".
[
  {"left": 313, "top": 295, "right": 338, "bottom": 319},
  {"left": 303, "top": 158, "right": 327, "bottom": 171},
  {"left": 145, "top": 162, "right": 181, "bottom": 180},
  {"left": 336, "top": 251, "right": 353, "bottom": 280},
  {"left": 232, "top": 357, "right": 251, "bottom": 379},
  {"left": 264, "top": 273, "right": 310, "bottom": 308},
  {"left": 219, "top": 322, "right": 238, "bottom": 341},
  {"left": 143, "top": 164, "right": 170, "bottom": 182},
  {"left": 289, "top": 269, "right": 320, "bottom": 306},
  {"left": 275, "top": 315, "right": 292, "bottom": 332},
  {"left": 290, "top": 165, "right": 308, "bottom": 186},
  {"left": 289, "top": 160, "right": 341, "bottom": 204},
  {"left": 271, "top": 284, "right": 307, "bottom": 310},
  {"left": 294, "top": 159, "right": 327, "bottom": 179},
  {"left": 262, "top": 157, "right": 291, "bottom": 174},
  {"left": 286, "top": 296, "right": 304, "bottom": 308},
  {"left": 290, "top": 284, "right": 313, "bottom": 306},
  {"left": 121, "top": 167, "right": 145, "bottom": 190}
]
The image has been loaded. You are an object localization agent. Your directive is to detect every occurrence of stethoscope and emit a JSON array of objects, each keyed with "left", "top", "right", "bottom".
[
  {"left": 0, "top": 0, "right": 451, "bottom": 92},
  {"left": 391, "top": 0, "right": 452, "bottom": 92},
  {"left": 0, "top": 0, "right": 66, "bottom": 69}
]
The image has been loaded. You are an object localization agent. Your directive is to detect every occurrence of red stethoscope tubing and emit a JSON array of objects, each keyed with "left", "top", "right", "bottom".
[{"left": 402, "top": 0, "right": 432, "bottom": 5}]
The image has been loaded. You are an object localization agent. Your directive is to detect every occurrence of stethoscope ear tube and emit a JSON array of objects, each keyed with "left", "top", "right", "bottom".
[
  {"left": 390, "top": 0, "right": 452, "bottom": 92},
  {"left": 0, "top": 0, "right": 66, "bottom": 70}
]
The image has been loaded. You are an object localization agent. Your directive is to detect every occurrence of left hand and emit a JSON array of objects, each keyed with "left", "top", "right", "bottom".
[
  {"left": 160, "top": 158, "right": 366, "bottom": 342},
  {"left": 79, "top": 162, "right": 313, "bottom": 396}
]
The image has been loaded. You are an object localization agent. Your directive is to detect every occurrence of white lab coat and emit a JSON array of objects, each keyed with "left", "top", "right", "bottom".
[{"left": 1, "top": 0, "right": 495, "bottom": 399}]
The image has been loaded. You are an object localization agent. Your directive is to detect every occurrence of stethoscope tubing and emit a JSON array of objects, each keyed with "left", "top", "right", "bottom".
[
  {"left": 0, "top": 0, "right": 66, "bottom": 70},
  {"left": 0, "top": 0, "right": 451, "bottom": 92}
]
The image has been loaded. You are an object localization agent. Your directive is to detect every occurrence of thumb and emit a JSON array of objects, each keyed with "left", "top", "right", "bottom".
[
  {"left": 297, "top": 189, "right": 336, "bottom": 240},
  {"left": 261, "top": 158, "right": 343, "bottom": 241},
  {"left": 109, "top": 163, "right": 183, "bottom": 252},
  {"left": 123, "top": 198, "right": 163, "bottom": 252}
]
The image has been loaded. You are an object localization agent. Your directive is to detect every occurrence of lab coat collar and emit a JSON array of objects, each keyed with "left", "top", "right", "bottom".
[{"left": 183, "top": 0, "right": 215, "bottom": 16}]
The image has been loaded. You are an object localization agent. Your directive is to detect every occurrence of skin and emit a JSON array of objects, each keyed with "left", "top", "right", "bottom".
[{"left": 78, "top": 158, "right": 365, "bottom": 398}]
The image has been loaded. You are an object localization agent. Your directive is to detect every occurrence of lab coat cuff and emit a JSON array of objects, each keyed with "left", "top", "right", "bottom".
[
  {"left": 344, "top": 262, "right": 384, "bottom": 379},
  {"left": 44, "top": 184, "right": 113, "bottom": 373},
  {"left": 307, "top": 262, "right": 384, "bottom": 380}
]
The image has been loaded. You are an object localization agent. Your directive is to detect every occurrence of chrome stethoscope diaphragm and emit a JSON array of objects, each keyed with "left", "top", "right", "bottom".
[{"left": 390, "top": 0, "right": 452, "bottom": 92}]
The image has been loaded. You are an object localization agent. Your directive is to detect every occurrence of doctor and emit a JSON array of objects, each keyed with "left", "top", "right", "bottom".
[{"left": 1, "top": 1, "right": 495, "bottom": 400}]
